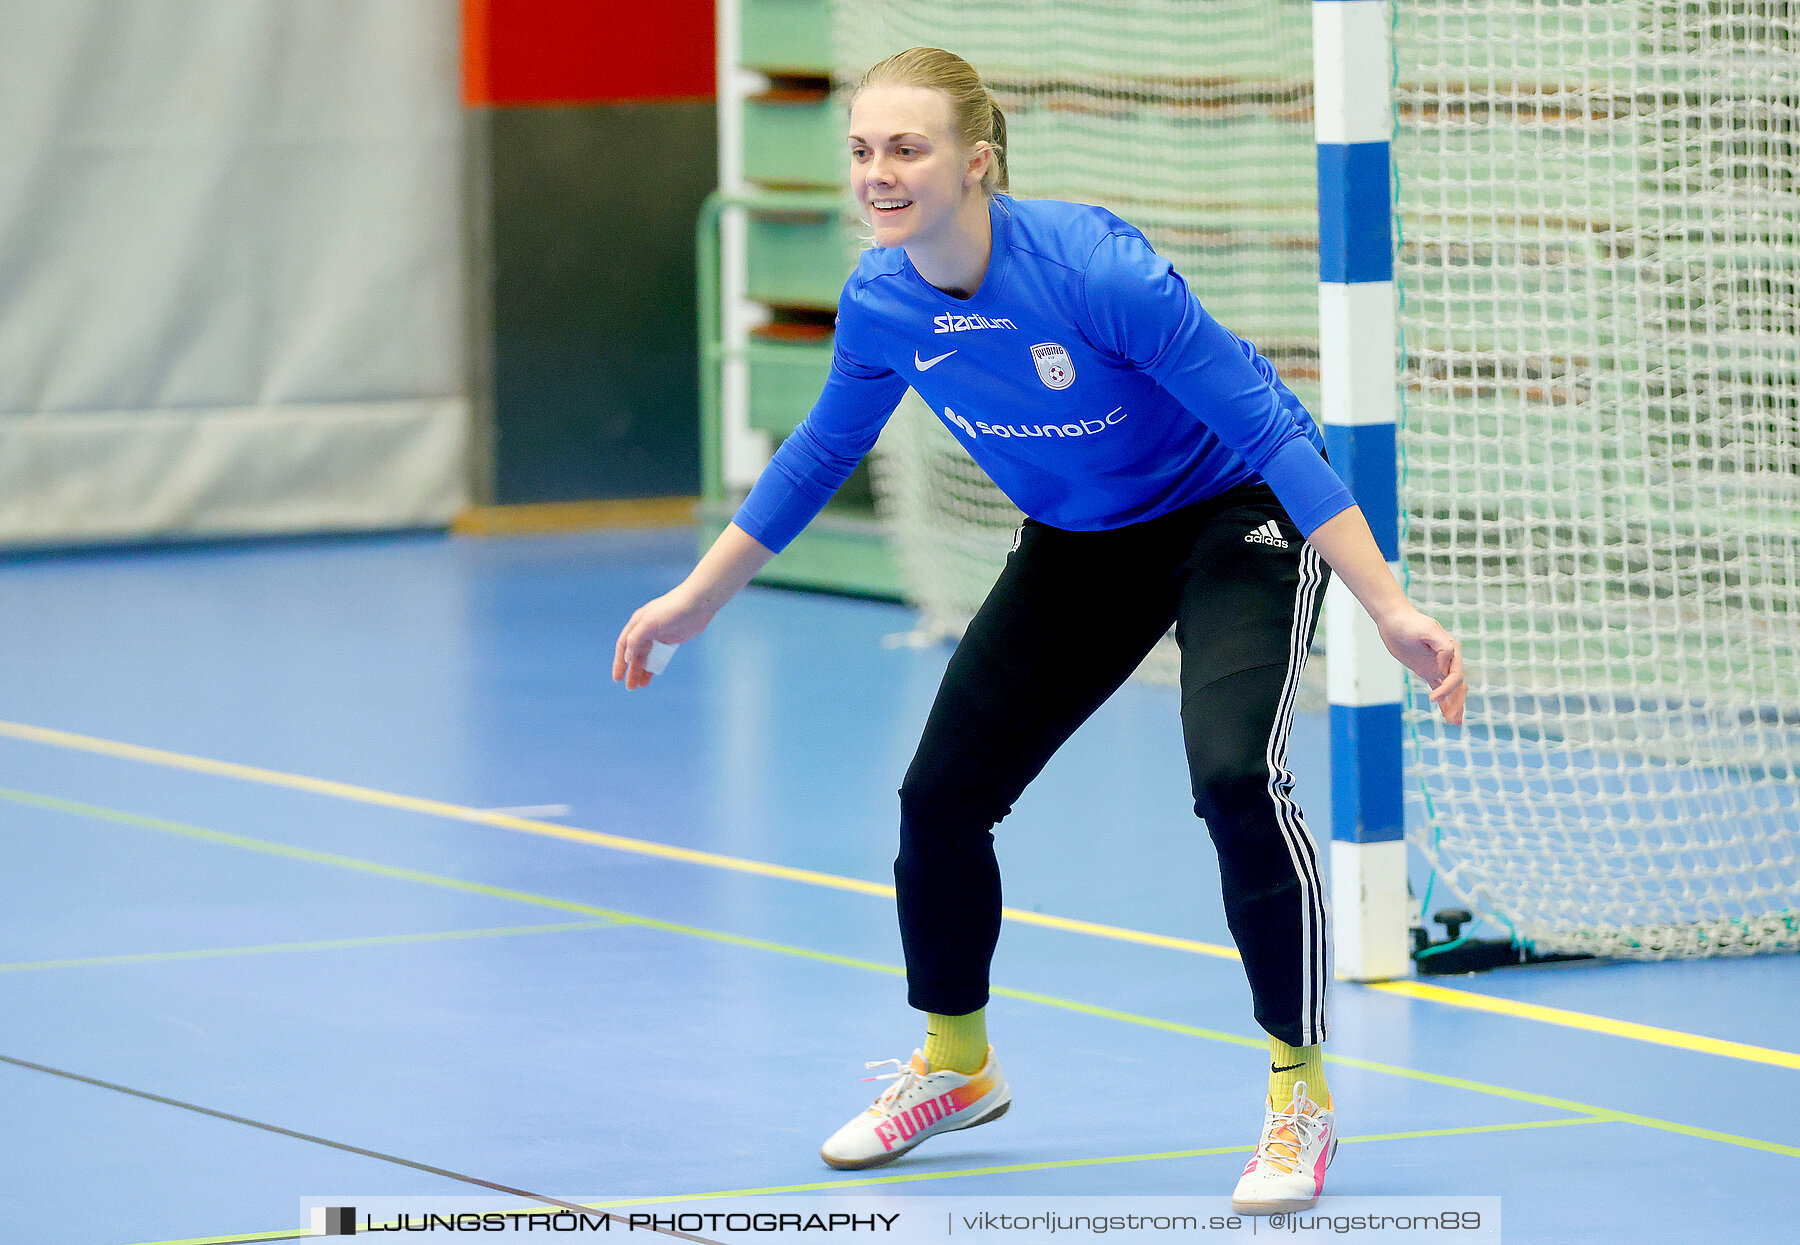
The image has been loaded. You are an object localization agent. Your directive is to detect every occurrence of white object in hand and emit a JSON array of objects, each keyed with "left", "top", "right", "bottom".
[{"left": 645, "top": 641, "right": 679, "bottom": 676}]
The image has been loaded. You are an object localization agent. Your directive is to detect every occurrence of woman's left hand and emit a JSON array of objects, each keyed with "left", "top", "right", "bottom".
[{"left": 1377, "top": 607, "right": 1466, "bottom": 725}]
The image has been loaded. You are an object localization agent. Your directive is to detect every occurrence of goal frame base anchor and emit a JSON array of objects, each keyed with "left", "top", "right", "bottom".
[{"left": 1410, "top": 934, "right": 1596, "bottom": 976}]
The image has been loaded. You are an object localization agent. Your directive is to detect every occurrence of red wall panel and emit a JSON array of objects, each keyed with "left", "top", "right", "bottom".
[{"left": 465, "top": 0, "right": 717, "bottom": 106}]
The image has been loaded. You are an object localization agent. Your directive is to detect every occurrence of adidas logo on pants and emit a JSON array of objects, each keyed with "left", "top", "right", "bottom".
[{"left": 1244, "top": 520, "right": 1290, "bottom": 548}]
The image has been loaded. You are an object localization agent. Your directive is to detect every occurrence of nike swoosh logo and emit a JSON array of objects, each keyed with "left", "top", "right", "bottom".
[
  {"left": 1272, "top": 1062, "right": 1306, "bottom": 1073},
  {"left": 914, "top": 349, "right": 956, "bottom": 371}
]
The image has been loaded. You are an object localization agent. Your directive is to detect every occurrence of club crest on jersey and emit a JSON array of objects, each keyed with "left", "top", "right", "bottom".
[{"left": 1031, "top": 342, "right": 1075, "bottom": 390}]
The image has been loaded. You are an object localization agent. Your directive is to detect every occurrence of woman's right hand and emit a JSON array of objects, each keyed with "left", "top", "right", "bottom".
[
  {"left": 611, "top": 521, "right": 778, "bottom": 690},
  {"left": 613, "top": 588, "right": 714, "bottom": 691}
]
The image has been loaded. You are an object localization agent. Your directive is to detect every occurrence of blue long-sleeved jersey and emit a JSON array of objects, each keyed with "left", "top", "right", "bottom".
[{"left": 733, "top": 195, "right": 1355, "bottom": 552}]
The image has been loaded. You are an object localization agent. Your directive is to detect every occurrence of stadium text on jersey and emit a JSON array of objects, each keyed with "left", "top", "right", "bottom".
[{"left": 932, "top": 312, "right": 1017, "bottom": 333}]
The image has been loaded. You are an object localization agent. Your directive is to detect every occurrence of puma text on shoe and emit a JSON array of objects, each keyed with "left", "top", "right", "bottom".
[
  {"left": 1244, "top": 520, "right": 1290, "bottom": 549},
  {"left": 819, "top": 1048, "right": 1011, "bottom": 1170},
  {"left": 1231, "top": 1081, "right": 1337, "bottom": 1214}
]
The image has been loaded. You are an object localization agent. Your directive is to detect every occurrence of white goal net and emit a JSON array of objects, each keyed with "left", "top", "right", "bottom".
[{"left": 1394, "top": 0, "right": 1800, "bottom": 958}]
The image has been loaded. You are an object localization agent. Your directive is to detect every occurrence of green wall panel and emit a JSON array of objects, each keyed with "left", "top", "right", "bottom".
[
  {"left": 744, "top": 94, "right": 845, "bottom": 187},
  {"left": 740, "top": 0, "right": 833, "bottom": 75},
  {"left": 747, "top": 335, "right": 833, "bottom": 437},
  {"left": 746, "top": 212, "right": 855, "bottom": 309}
]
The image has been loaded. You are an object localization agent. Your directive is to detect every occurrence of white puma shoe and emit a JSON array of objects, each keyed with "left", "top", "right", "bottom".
[
  {"left": 820, "top": 1047, "right": 1011, "bottom": 1170},
  {"left": 1231, "top": 1080, "right": 1337, "bottom": 1214}
]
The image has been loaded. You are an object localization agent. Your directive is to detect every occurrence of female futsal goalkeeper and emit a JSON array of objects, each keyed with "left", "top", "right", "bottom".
[{"left": 614, "top": 47, "right": 1465, "bottom": 1213}]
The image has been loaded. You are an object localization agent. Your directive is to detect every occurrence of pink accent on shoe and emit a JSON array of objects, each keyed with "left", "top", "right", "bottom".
[
  {"left": 821, "top": 1046, "right": 1012, "bottom": 1171},
  {"left": 875, "top": 1087, "right": 969, "bottom": 1151},
  {"left": 1310, "top": 1129, "right": 1332, "bottom": 1192}
]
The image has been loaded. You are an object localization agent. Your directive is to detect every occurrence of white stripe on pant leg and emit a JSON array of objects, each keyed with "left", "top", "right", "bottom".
[
  {"left": 1265, "top": 543, "right": 1330, "bottom": 1045},
  {"left": 1264, "top": 553, "right": 1315, "bottom": 1040},
  {"left": 1296, "top": 545, "right": 1331, "bottom": 1041},
  {"left": 1286, "top": 547, "right": 1328, "bottom": 1044},
  {"left": 1293, "top": 544, "right": 1331, "bottom": 1041},
  {"left": 1273, "top": 544, "right": 1329, "bottom": 1044}
]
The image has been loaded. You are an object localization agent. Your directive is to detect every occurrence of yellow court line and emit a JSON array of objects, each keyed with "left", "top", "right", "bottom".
[
  {"left": 0, "top": 719, "right": 1242, "bottom": 964},
  {"left": 0, "top": 719, "right": 871, "bottom": 885},
  {"left": 130, "top": 1234, "right": 309, "bottom": 1245},
  {"left": 579, "top": 1117, "right": 1610, "bottom": 1205},
  {"left": 1366, "top": 979, "right": 1800, "bottom": 1071},
  {"left": 127, "top": 1118, "right": 1610, "bottom": 1245},
  {"left": 12, "top": 785, "right": 1797, "bottom": 1162},
  {"left": 4, "top": 720, "right": 1794, "bottom": 1067},
  {"left": 0, "top": 920, "right": 621, "bottom": 974}
]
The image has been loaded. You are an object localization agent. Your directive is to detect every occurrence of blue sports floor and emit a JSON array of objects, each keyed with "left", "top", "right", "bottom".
[{"left": 1, "top": 528, "right": 1795, "bottom": 1244}]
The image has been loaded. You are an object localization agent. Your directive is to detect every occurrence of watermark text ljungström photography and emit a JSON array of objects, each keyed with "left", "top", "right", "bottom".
[{"left": 305, "top": 1195, "right": 1501, "bottom": 1242}]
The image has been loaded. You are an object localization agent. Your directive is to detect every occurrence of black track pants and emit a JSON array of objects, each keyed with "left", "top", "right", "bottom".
[{"left": 894, "top": 481, "right": 1332, "bottom": 1047}]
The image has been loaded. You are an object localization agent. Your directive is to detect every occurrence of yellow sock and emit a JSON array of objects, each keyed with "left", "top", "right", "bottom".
[
  {"left": 1268, "top": 1036, "right": 1328, "bottom": 1107},
  {"left": 923, "top": 1009, "right": 988, "bottom": 1074}
]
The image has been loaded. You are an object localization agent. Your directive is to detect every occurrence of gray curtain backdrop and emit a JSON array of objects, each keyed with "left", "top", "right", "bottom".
[{"left": 0, "top": 0, "right": 465, "bottom": 545}]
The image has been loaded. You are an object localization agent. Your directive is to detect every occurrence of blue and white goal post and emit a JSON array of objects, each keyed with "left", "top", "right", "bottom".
[{"left": 1315, "top": 0, "right": 1410, "bottom": 981}]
